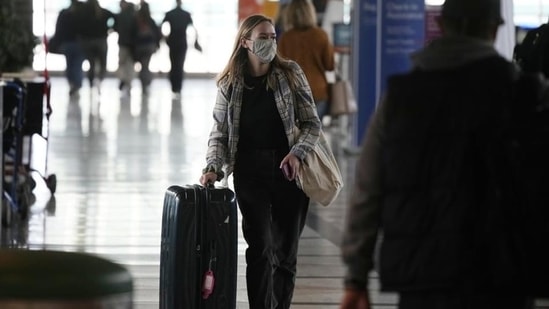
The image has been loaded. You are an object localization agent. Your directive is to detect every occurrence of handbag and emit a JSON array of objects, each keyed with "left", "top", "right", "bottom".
[
  {"left": 296, "top": 130, "right": 344, "bottom": 206},
  {"left": 329, "top": 79, "right": 357, "bottom": 116},
  {"left": 194, "top": 39, "right": 203, "bottom": 53}
]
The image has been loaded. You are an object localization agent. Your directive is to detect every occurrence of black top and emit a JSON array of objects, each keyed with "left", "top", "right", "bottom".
[
  {"left": 77, "top": 5, "right": 115, "bottom": 39},
  {"left": 238, "top": 74, "right": 288, "bottom": 151},
  {"left": 162, "top": 7, "right": 193, "bottom": 48},
  {"left": 54, "top": 3, "right": 84, "bottom": 42},
  {"left": 114, "top": 5, "right": 136, "bottom": 46},
  {"left": 377, "top": 56, "right": 522, "bottom": 291}
]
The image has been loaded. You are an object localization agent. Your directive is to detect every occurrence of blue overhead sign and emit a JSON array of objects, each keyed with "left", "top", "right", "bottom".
[
  {"left": 351, "top": 0, "right": 377, "bottom": 146},
  {"left": 352, "top": 0, "right": 425, "bottom": 146},
  {"left": 380, "top": 0, "right": 425, "bottom": 95}
]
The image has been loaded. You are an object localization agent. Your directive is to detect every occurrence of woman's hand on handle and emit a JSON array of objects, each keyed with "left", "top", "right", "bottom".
[{"left": 199, "top": 172, "right": 218, "bottom": 186}]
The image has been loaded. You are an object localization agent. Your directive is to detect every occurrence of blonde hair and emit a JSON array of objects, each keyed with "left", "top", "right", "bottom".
[
  {"left": 216, "top": 14, "right": 299, "bottom": 91},
  {"left": 285, "top": 0, "right": 317, "bottom": 30}
]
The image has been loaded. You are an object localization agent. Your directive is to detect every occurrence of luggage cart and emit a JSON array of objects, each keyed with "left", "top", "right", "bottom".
[
  {"left": 2, "top": 80, "right": 31, "bottom": 225},
  {"left": 1, "top": 78, "right": 56, "bottom": 226},
  {"left": 21, "top": 78, "right": 56, "bottom": 194}
]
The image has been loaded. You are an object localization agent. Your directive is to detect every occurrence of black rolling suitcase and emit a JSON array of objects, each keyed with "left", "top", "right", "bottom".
[{"left": 160, "top": 184, "right": 237, "bottom": 309}]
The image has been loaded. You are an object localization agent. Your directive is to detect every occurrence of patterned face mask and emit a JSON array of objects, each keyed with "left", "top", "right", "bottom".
[{"left": 250, "top": 38, "right": 277, "bottom": 64}]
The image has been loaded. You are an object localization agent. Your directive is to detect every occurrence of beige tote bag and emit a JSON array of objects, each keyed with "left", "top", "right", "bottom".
[
  {"left": 329, "top": 80, "right": 358, "bottom": 116},
  {"left": 296, "top": 130, "right": 343, "bottom": 206}
]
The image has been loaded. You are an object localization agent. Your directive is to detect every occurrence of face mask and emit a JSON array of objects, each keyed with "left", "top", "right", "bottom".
[{"left": 250, "top": 39, "right": 277, "bottom": 64}]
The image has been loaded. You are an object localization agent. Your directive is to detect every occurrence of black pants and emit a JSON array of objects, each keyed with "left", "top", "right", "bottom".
[
  {"left": 81, "top": 38, "right": 108, "bottom": 84},
  {"left": 399, "top": 290, "right": 533, "bottom": 309},
  {"left": 234, "top": 148, "right": 309, "bottom": 309},
  {"left": 168, "top": 45, "right": 187, "bottom": 93}
]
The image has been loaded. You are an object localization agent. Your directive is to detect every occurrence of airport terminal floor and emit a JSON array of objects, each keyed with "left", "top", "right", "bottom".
[{"left": 0, "top": 76, "right": 389, "bottom": 308}]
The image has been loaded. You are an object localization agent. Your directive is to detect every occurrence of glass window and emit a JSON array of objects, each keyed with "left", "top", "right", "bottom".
[
  {"left": 514, "top": 0, "right": 549, "bottom": 28},
  {"left": 33, "top": 0, "right": 238, "bottom": 74}
]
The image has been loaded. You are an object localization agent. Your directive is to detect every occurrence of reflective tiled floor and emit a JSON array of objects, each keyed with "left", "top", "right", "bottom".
[{"left": 1, "top": 76, "right": 382, "bottom": 309}]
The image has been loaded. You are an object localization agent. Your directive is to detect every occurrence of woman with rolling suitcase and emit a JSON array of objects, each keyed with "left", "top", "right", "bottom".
[{"left": 200, "top": 14, "right": 321, "bottom": 309}]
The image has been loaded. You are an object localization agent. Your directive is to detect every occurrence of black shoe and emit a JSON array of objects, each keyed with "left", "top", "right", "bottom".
[{"left": 119, "top": 81, "right": 125, "bottom": 90}]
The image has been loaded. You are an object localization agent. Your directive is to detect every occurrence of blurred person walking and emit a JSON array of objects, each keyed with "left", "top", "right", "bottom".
[
  {"left": 133, "top": 1, "right": 161, "bottom": 95},
  {"left": 114, "top": 0, "right": 136, "bottom": 92},
  {"left": 162, "top": 0, "right": 200, "bottom": 97},
  {"left": 79, "top": 0, "right": 115, "bottom": 90},
  {"left": 278, "top": 0, "right": 334, "bottom": 121},
  {"left": 52, "top": 0, "right": 85, "bottom": 96}
]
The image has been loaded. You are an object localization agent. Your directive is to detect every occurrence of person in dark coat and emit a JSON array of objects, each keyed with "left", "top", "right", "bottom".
[
  {"left": 340, "top": 0, "right": 544, "bottom": 308},
  {"left": 114, "top": 0, "right": 136, "bottom": 91},
  {"left": 161, "top": 0, "right": 199, "bottom": 96},
  {"left": 79, "top": 0, "right": 115, "bottom": 90},
  {"left": 133, "top": 1, "right": 161, "bottom": 95},
  {"left": 52, "top": 0, "right": 85, "bottom": 95}
]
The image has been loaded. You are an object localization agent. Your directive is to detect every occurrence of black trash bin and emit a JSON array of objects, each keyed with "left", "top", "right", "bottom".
[{"left": 0, "top": 249, "right": 133, "bottom": 308}]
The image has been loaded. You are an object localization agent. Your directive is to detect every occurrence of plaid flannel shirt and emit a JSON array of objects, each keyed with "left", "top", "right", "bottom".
[{"left": 204, "top": 60, "right": 321, "bottom": 180}]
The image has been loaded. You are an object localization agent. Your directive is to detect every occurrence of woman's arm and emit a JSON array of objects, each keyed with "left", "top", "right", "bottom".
[
  {"left": 289, "top": 62, "right": 322, "bottom": 160},
  {"left": 204, "top": 86, "right": 231, "bottom": 177}
]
